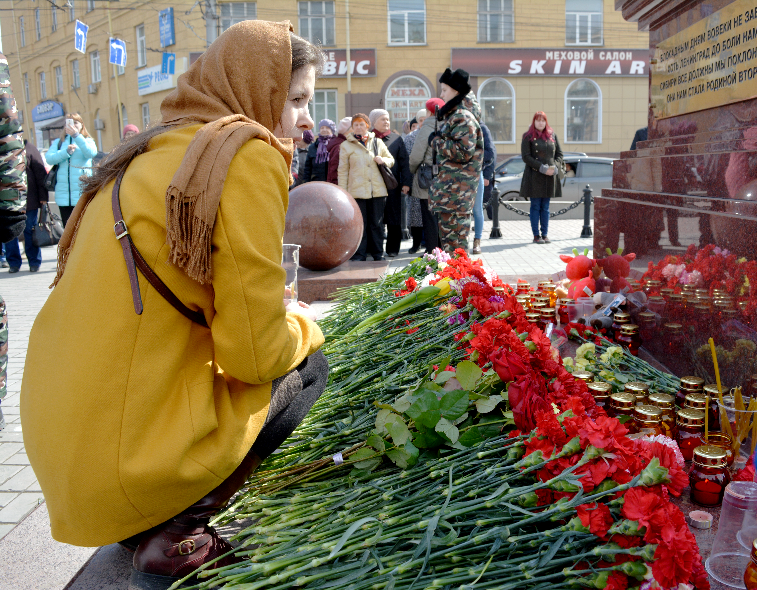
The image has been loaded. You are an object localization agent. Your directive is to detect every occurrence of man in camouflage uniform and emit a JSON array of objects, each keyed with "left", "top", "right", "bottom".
[
  {"left": 428, "top": 68, "right": 483, "bottom": 252},
  {"left": 0, "top": 52, "right": 28, "bottom": 430}
]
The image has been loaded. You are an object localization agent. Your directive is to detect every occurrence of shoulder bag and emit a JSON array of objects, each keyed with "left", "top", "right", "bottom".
[
  {"left": 416, "top": 115, "right": 438, "bottom": 190},
  {"left": 372, "top": 138, "right": 399, "bottom": 191},
  {"left": 31, "top": 203, "right": 64, "bottom": 248},
  {"left": 43, "top": 139, "right": 64, "bottom": 191}
]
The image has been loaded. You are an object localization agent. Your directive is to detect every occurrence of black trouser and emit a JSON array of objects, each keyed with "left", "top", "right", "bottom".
[
  {"left": 59, "top": 205, "right": 75, "bottom": 228},
  {"left": 420, "top": 198, "right": 441, "bottom": 253},
  {"left": 410, "top": 227, "right": 423, "bottom": 250},
  {"left": 385, "top": 225, "right": 403, "bottom": 255},
  {"left": 356, "top": 197, "right": 386, "bottom": 259}
]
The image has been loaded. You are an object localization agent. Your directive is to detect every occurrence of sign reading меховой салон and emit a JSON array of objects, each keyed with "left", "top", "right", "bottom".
[
  {"left": 451, "top": 48, "right": 648, "bottom": 77},
  {"left": 651, "top": 0, "right": 757, "bottom": 119}
]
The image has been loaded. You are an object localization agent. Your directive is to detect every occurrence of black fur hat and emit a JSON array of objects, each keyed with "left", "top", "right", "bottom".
[{"left": 439, "top": 68, "right": 471, "bottom": 95}]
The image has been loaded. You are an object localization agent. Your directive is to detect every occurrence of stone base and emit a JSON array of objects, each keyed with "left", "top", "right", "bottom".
[{"left": 298, "top": 261, "right": 390, "bottom": 304}]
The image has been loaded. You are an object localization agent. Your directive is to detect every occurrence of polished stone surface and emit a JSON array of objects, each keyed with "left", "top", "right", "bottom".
[
  {"left": 298, "top": 261, "right": 390, "bottom": 304},
  {"left": 284, "top": 182, "right": 363, "bottom": 271}
]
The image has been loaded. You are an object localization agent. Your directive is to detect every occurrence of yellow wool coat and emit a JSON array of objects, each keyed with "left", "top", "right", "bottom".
[
  {"left": 20, "top": 125, "right": 324, "bottom": 547},
  {"left": 337, "top": 131, "right": 395, "bottom": 199}
]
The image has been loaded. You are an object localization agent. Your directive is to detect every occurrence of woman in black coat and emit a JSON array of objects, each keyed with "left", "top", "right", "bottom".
[
  {"left": 370, "top": 109, "right": 411, "bottom": 256},
  {"left": 520, "top": 111, "right": 563, "bottom": 244},
  {"left": 303, "top": 119, "right": 336, "bottom": 183}
]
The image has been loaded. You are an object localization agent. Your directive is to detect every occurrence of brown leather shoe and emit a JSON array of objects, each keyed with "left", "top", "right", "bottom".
[{"left": 129, "top": 515, "right": 245, "bottom": 589}]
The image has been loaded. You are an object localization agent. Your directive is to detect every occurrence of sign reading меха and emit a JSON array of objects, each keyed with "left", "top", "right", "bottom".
[
  {"left": 321, "top": 49, "right": 376, "bottom": 77},
  {"left": 651, "top": 0, "right": 757, "bottom": 119},
  {"left": 451, "top": 48, "right": 648, "bottom": 77},
  {"left": 138, "top": 65, "right": 176, "bottom": 96}
]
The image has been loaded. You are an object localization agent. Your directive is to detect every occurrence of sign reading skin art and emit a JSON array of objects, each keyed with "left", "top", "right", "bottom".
[
  {"left": 320, "top": 49, "right": 376, "bottom": 77},
  {"left": 138, "top": 65, "right": 176, "bottom": 96},
  {"left": 651, "top": 0, "right": 757, "bottom": 119},
  {"left": 451, "top": 48, "right": 648, "bottom": 77}
]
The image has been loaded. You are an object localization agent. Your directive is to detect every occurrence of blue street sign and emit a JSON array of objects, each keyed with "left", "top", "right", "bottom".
[
  {"left": 109, "top": 38, "right": 127, "bottom": 67},
  {"left": 161, "top": 52, "right": 176, "bottom": 75},
  {"left": 159, "top": 7, "right": 176, "bottom": 48},
  {"left": 74, "top": 20, "right": 88, "bottom": 54}
]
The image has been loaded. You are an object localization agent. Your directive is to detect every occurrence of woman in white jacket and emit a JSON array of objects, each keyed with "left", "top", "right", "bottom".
[{"left": 338, "top": 113, "right": 394, "bottom": 261}]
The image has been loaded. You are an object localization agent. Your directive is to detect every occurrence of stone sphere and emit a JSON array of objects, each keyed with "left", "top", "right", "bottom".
[{"left": 284, "top": 182, "right": 363, "bottom": 271}]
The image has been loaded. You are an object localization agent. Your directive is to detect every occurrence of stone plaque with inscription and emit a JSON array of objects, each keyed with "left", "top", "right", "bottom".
[{"left": 651, "top": 0, "right": 757, "bottom": 119}]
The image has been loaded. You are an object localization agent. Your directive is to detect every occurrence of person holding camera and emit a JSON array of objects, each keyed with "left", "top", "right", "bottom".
[
  {"left": 43, "top": 113, "right": 98, "bottom": 227},
  {"left": 520, "top": 111, "right": 563, "bottom": 244}
]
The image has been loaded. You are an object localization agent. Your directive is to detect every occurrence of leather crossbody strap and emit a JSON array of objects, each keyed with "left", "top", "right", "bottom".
[{"left": 111, "top": 170, "right": 209, "bottom": 327}]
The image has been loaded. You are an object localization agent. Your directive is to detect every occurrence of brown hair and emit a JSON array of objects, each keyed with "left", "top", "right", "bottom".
[
  {"left": 351, "top": 113, "right": 370, "bottom": 126},
  {"left": 78, "top": 32, "right": 324, "bottom": 205},
  {"left": 57, "top": 113, "right": 92, "bottom": 144}
]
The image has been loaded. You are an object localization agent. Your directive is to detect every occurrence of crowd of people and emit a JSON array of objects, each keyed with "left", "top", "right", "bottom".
[{"left": 291, "top": 67, "right": 499, "bottom": 256}]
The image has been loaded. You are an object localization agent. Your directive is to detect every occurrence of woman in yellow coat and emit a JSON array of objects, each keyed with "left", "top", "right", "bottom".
[{"left": 21, "top": 21, "right": 327, "bottom": 589}]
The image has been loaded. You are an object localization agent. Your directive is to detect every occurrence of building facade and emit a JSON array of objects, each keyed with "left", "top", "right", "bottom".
[{"left": 2, "top": 0, "right": 649, "bottom": 156}]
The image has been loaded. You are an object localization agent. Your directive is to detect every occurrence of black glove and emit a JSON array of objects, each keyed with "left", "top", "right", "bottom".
[
  {"left": 427, "top": 131, "right": 438, "bottom": 146},
  {"left": 0, "top": 209, "right": 26, "bottom": 243}
]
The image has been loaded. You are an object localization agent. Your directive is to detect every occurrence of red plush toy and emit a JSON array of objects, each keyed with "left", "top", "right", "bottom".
[
  {"left": 560, "top": 248, "right": 599, "bottom": 299},
  {"left": 596, "top": 248, "right": 636, "bottom": 293}
]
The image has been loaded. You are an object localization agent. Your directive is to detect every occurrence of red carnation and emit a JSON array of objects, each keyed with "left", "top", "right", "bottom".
[
  {"left": 576, "top": 502, "right": 614, "bottom": 540},
  {"left": 606, "top": 571, "right": 628, "bottom": 590}
]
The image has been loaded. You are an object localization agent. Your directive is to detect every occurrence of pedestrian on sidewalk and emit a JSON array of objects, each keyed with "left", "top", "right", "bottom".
[
  {"left": 520, "top": 111, "right": 563, "bottom": 244},
  {"left": 123, "top": 124, "right": 140, "bottom": 139},
  {"left": 21, "top": 22, "right": 329, "bottom": 589},
  {"left": 326, "top": 117, "right": 351, "bottom": 184},
  {"left": 5, "top": 140, "right": 47, "bottom": 273},
  {"left": 303, "top": 118, "right": 335, "bottom": 183},
  {"left": 338, "top": 113, "right": 394, "bottom": 261},
  {"left": 370, "top": 108, "right": 411, "bottom": 257},
  {"left": 429, "top": 68, "right": 484, "bottom": 253},
  {"left": 403, "top": 108, "right": 427, "bottom": 253},
  {"left": 43, "top": 113, "right": 98, "bottom": 228},
  {"left": 292, "top": 129, "right": 313, "bottom": 186},
  {"left": 471, "top": 123, "right": 496, "bottom": 254}
]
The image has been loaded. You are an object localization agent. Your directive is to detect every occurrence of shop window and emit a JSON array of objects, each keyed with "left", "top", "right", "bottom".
[
  {"left": 121, "top": 105, "right": 129, "bottom": 128},
  {"left": 299, "top": 2, "right": 335, "bottom": 46},
  {"left": 385, "top": 75, "right": 431, "bottom": 127},
  {"left": 388, "top": 0, "right": 425, "bottom": 45},
  {"left": 90, "top": 50, "right": 101, "bottom": 84},
  {"left": 71, "top": 59, "right": 80, "bottom": 89},
  {"left": 52, "top": 7, "right": 58, "bottom": 32},
  {"left": 136, "top": 24, "right": 147, "bottom": 67},
  {"left": 565, "top": 79, "right": 601, "bottom": 143},
  {"left": 566, "top": 0, "right": 602, "bottom": 45},
  {"left": 86, "top": 0, "right": 95, "bottom": 12},
  {"left": 141, "top": 103, "right": 150, "bottom": 130},
  {"left": 54, "top": 66, "right": 63, "bottom": 95},
  {"left": 478, "top": 78, "right": 514, "bottom": 143},
  {"left": 478, "top": 0, "right": 513, "bottom": 43},
  {"left": 35, "top": 9, "right": 41, "bottom": 41},
  {"left": 309, "top": 90, "right": 337, "bottom": 125},
  {"left": 69, "top": 1, "right": 76, "bottom": 22},
  {"left": 19, "top": 17, "right": 25, "bottom": 48},
  {"left": 23, "top": 73, "right": 30, "bottom": 103},
  {"left": 219, "top": 2, "right": 257, "bottom": 33},
  {"left": 39, "top": 72, "right": 47, "bottom": 100}
]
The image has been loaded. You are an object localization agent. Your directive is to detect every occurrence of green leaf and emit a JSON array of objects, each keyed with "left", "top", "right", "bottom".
[
  {"left": 452, "top": 411, "right": 469, "bottom": 426},
  {"left": 434, "top": 417, "right": 459, "bottom": 444},
  {"left": 440, "top": 390, "right": 469, "bottom": 420},
  {"left": 475, "top": 394, "right": 504, "bottom": 414},
  {"left": 373, "top": 402, "right": 394, "bottom": 410},
  {"left": 434, "top": 371, "right": 456, "bottom": 385},
  {"left": 432, "top": 355, "right": 451, "bottom": 374},
  {"left": 366, "top": 434, "right": 386, "bottom": 453},
  {"left": 614, "top": 372, "right": 630, "bottom": 384},
  {"left": 457, "top": 426, "right": 484, "bottom": 447},
  {"left": 413, "top": 429, "right": 445, "bottom": 448},
  {"left": 392, "top": 393, "right": 414, "bottom": 413},
  {"left": 455, "top": 361, "right": 483, "bottom": 390},
  {"left": 328, "top": 516, "right": 379, "bottom": 558},
  {"left": 386, "top": 415, "right": 412, "bottom": 446},
  {"left": 375, "top": 408, "right": 393, "bottom": 435},
  {"left": 479, "top": 414, "right": 505, "bottom": 438},
  {"left": 406, "top": 390, "right": 441, "bottom": 429},
  {"left": 386, "top": 440, "right": 419, "bottom": 469},
  {"left": 351, "top": 448, "right": 381, "bottom": 471}
]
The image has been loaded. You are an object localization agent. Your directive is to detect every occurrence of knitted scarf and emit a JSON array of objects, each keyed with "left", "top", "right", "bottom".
[{"left": 314, "top": 135, "right": 331, "bottom": 164}]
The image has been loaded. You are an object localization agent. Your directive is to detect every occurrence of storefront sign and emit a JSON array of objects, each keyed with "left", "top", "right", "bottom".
[
  {"left": 321, "top": 49, "right": 376, "bottom": 77},
  {"left": 651, "top": 0, "right": 757, "bottom": 119},
  {"left": 31, "top": 100, "right": 64, "bottom": 122},
  {"left": 138, "top": 65, "right": 176, "bottom": 96},
  {"left": 451, "top": 48, "right": 647, "bottom": 77}
]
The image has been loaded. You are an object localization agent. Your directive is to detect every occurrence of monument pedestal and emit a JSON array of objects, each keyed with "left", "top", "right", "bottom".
[{"left": 298, "top": 261, "right": 390, "bottom": 304}]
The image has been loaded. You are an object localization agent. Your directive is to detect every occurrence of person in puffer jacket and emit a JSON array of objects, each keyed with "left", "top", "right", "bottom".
[
  {"left": 44, "top": 112, "right": 98, "bottom": 227},
  {"left": 428, "top": 68, "right": 484, "bottom": 252}
]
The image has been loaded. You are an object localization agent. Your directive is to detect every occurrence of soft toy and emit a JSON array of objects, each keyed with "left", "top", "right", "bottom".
[
  {"left": 559, "top": 248, "right": 600, "bottom": 298},
  {"left": 596, "top": 248, "right": 636, "bottom": 293}
]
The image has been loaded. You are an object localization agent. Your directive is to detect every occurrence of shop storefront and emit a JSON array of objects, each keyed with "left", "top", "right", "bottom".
[{"left": 31, "top": 100, "right": 65, "bottom": 151}]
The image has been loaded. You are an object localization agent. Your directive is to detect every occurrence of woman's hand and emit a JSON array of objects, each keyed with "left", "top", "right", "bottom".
[
  {"left": 64, "top": 123, "right": 79, "bottom": 137},
  {"left": 286, "top": 300, "right": 318, "bottom": 322},
  {"left": 374, "top": 156, "right": 384, "bottom": 165},
  {"left": 544, "top": 166, "right": 556, "bottom": 176},
  {"left": 66, "top": 144, "right": 76, "bottom": 156}
]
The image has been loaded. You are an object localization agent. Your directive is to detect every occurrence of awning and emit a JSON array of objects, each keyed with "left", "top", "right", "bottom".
[{"left": 34, "top": 115, "right": 65, "bottom": 130}]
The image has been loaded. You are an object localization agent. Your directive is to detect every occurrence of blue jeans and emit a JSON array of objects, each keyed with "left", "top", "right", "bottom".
[
  {"left": 5, "top": 209, "right": 41, "bottom": 269},
  {"left": 473, "top": 173, "right": 484, "bottom": 240},
  {"left": 530, "top": 198, "right": 550, "bottom": 237}
]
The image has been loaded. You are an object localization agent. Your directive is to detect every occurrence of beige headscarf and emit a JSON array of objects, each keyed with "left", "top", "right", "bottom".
[{"left": 54, "top": 20, "right": 295, "bottom": 286}]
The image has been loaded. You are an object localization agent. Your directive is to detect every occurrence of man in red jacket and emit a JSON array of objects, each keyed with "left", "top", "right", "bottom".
[{"left": 326, "top": 117, "right": 352, "bottom": 184}]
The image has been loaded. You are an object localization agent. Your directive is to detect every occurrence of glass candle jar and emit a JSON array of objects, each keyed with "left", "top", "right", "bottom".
[
  {"left": 617, "top": 324, "right": 641, "bottom": 356},
  {"left": 588, "top": 382, "right": 612, "bottom": 408},
  {"left": 644, "top": 279, "right": 662, "bottom": 296},
  {"left": 633, "top": 405, "right": 665, "bottom": 436},
  {"left": 663, "top": 322, "right": 685, "bottom": 356},
  {"left": 539, "top": 307, "right": 555, "bottom": 329},
  {"left": 538, "top": 279, "right": 554, "bottom": 290},
  {"left": 689, "top": 445, "right": 730, "bottom": 506},
  {"left": 557, "top": 299, "right": 571, "bottom": 325},
  {"left": 526, "top": 311, "right": 541, "bottom": 325},
  {"left": 746, "top": 374, "right": 757, "bottom": 399},
  {"left": 685, "top": 392, "right": 707, "bottom": 411},
  {"left": 572, "top": 370, "right": 594, "bottom": 384},
  {"left": 745, "top": 539, "right": 757, "bottom": 590},
  {"left": 532, "top": 297, "right": 550, "bottom": 310},
  {"left": 515, "top": 295, "right": 531, "bottom": 310},
  {"left": 612, "top": 312, "right": 631, "bottom": 341},
  {"left": 624, "top": 381, "right": 650, "bottom": 406},
  {"left": 608, "top": 392, "right": 636, "bottom": 423},
  {"left": 648, "top": 392, "right": 676, "bottom": 436},
  {"left": 638, "top": 311, "right": 657, "bottom": 342},
  {"left": 516, "top": 282, "right": 530, "bottom": 295},
  {"left": 701, "top": 431, "right": 735, "bottom": 467},
  {"left": 676, "top": 408, "right": 705, "bottom": 461},
  {"left": 702, "top": 384, "right": 723, "bottom": 430},
  {"left": 542, "top": 284, "right": 557, "bottom": 307},
  {"left": 668, "top": 294, "right": 685, "bottom": 321},
  {"left": 660, "top": 287, "right": 675, "bottom": 299},
  {"left": 647, "top": 296, "right": 667, "bottom": 318},
  {"left": 676, "top": 375, "right": 704, "bottom": 408}
]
